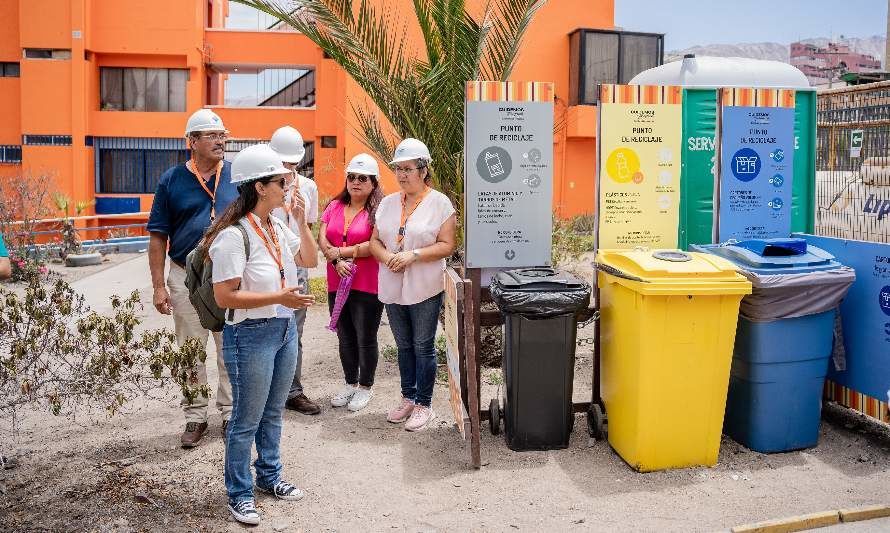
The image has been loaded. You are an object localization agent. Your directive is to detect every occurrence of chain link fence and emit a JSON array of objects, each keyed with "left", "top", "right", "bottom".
[{"left": 816, "top": 81, "right": 890, "bottom": 243}]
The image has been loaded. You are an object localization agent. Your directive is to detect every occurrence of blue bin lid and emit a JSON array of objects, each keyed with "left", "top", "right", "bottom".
[{"left": 689, "top": 238, "right": 842, "bottom": 274}]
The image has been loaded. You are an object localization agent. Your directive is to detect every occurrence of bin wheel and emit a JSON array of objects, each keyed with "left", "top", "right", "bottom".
[
  {"left": 489, "top": 398, "right": 501, "bottom": 435},
  {"left": 587, "top": 404, "right": 606, "bottom": 440}
]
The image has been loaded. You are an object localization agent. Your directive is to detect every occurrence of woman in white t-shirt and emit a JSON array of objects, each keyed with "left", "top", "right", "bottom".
[
  {"left": 203, "top": 144, "right": 317, "bottom": 526},
  {"left": 369, "top": 138, "right": 456, "bottom": 432}
]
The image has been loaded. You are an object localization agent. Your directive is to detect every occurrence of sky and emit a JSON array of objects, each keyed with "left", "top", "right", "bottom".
[{"left": 615, "top": 0, "right": 888, "bottom": 51}]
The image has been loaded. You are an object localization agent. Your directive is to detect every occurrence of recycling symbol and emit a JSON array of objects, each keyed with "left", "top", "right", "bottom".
[{"left": 504, "top": 249, "right": 516, "bottom": 261}]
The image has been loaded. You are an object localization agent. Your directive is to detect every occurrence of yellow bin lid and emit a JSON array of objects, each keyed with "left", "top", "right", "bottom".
[{"left": 596, "top": 249, "right": 752, "bottom": 296}]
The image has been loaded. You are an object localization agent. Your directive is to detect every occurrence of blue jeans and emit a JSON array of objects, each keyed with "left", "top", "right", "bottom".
[
  {"left": 385, "top": 292, "right": 443, "bottom": 408},
  {"left": 223, "top": 316, "right": 298, "bottom": 503}
]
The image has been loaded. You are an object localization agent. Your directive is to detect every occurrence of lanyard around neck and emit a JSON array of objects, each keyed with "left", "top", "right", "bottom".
[
  {"left": 187, "top": 158, "right": 223, "bottom": 221},
  {"left": 397, "top": 187, "right": 430, "bottom": 251},
  {"left": 246, "top": 214, "right": 285, "bottom": 288}
]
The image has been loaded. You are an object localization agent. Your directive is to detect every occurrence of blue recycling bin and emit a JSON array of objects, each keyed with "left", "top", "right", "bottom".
[{"left": 691, "top": 239, "right": 855, "bottom": 453}]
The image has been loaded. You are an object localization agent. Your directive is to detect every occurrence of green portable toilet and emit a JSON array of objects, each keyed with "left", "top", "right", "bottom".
[{"left": 630, "top": 56, "right": 816, "bottom": 249}]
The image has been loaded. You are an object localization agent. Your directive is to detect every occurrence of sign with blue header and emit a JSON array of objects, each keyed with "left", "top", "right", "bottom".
[
  {"left": 719, "top": 106, "right": 795, "bottom": 241},
  {"left": 802, "top": 234, "right": 890, "bottom": 405}
]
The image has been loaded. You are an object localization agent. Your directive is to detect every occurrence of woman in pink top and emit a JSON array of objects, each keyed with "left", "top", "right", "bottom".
[{"left": 318, "top": 153, "right": 385, "bottom": 412}]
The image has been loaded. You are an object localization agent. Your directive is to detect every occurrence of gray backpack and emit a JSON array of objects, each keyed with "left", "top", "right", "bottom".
[{"left": 184, "top": 223, "right": 250, "bottom": 332}]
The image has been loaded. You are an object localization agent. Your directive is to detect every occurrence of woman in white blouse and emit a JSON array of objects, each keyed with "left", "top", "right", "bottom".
[
  {"left": 370, "top": 138, "right": 456, "bottom": 431},
  {"left": 204, "top": 144, "right": 317, "bottom": 525}
]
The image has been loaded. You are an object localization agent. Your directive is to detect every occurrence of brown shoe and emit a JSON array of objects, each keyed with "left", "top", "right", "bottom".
[
  {"left": 285, "top": 394, "right": 321, "bottom": 415},
  {"left": 180, "top": 421, "right": 208, "bottom": 448}
]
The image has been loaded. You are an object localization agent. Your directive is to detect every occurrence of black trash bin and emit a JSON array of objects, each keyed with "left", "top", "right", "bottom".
[{"left": 489, "top": 267, "right": 591, "bottom": 451}]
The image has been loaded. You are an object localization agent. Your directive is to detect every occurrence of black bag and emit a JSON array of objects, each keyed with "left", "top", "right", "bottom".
[{"left": 184, "top": 223, "right": 250, "bottom": 332}]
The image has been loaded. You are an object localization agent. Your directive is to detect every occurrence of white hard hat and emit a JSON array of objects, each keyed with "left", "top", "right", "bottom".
[
  {"left": 345, "top": 153, "right": 380, "bottom": 176},
  {"left": 390, "top": 138, "right": 432, "bottom": 165},
  {"left": 230, "top": 144, "right": 290, "bottom": 185},
  {"left": 184, "top": 109, "right": 226, "bottom": 136},
  {"left": 269, "top": 125, "right": 305, "bottom": 164}
]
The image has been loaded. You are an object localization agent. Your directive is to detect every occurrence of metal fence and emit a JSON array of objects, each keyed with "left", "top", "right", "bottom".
[{"left": 815, "top": 81, "right": 890, "bottom": 243}]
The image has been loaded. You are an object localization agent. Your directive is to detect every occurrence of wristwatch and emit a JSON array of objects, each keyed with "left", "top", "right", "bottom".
[{"left": 412, "top": 249, "right": 421, "bottom": 259}]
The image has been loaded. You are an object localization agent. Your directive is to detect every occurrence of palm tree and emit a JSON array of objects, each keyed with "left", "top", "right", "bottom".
[{"left": 231, "top": 0, "right": 543, "bottom": 216}]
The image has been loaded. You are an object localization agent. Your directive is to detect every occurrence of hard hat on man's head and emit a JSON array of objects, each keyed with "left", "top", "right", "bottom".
[
  {"left": 184, "top": 109, "right": 226, "bottom": 137},
  {"left": 269, "top": 126, "right": 306, "bottom": 164},
  {"left": 230, "top": 144, "right": 290, "bottom": 185},
  {"left": 390, "top": 138, "right": 432, "bottom": 165},
  {"left": 346, "top": 153, "right": 380, "bottom": 176}
]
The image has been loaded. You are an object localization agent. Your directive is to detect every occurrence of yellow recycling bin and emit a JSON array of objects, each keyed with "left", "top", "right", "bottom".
[{"left": 596, "top": 249, "right": 752, "bottom": 472}]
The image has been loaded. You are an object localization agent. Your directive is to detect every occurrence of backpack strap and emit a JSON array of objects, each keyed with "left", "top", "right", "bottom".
[{"left": 226, "top": 222, "right": 251, "bottom": 322}]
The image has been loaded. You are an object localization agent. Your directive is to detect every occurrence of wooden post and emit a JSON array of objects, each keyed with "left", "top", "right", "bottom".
[{"left": 463, "top": 276, "right": 482, "bottom": 469}]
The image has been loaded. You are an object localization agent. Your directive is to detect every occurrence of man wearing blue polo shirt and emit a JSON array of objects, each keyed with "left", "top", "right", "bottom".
[{"left": 148, "top": 109, "right": 239, "bottom": 448}]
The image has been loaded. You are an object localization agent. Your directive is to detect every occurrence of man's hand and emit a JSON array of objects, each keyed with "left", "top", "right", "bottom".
[
  {"left": 288, "top": 188, "right": 307, "bottom": 224},
  {"left": 153, "top": 286, "right": 172, "bottom": 314}
]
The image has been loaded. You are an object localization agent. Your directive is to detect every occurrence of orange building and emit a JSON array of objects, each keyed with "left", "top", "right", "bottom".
[{"left": 0, "top": 0, "right": 663, "bottom": 225}]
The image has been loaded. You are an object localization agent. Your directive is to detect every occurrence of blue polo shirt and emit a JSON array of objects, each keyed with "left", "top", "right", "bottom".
[{"left": 147, "top": 161, "right": 239, "bottom": 266}]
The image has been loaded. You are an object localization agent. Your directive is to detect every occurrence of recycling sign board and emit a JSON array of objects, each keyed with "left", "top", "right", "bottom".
[{"left": 464, "top": 82, "right": 554, "bottom": 268}]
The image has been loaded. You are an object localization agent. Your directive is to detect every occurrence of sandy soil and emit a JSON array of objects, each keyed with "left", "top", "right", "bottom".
[{"left": 1, "top": 254, "right": 889, "bottom": 532}]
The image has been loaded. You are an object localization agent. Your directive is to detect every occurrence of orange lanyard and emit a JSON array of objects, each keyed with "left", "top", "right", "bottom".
[
  {"left": 246, "top": 214, "right": 285, "bottom": 288},
  {"left": 187, "top": 158, "right": 223, "bottom": 221},
  {"left": 342, "top": 204, "right": 361, "bottom": 245},
  {"left": 397, "top": 187, "right": 430, "bottom": 250}
]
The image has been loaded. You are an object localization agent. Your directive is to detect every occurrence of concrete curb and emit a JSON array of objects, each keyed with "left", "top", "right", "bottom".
[{"left": 731, "top": 504, "right": 890, "bottom": 532}]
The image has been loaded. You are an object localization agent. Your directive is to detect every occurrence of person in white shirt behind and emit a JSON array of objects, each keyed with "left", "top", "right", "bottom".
[
  {"left": 204, "top": 144, "right": 317, "bottom": 525},
  {"left": 269, "top": 125, "right": 322, "bottom": 415}
]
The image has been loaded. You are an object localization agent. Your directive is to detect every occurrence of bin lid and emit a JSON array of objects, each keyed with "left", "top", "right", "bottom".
[
  {"left": 596, "top": 249, "right": 752, "bottom": 296},
  {"left": 493, "top": 267, "right": 587, "bottom": 292},
  {"left": 689, "top": 239, "right": 842, "bottom": 274}
]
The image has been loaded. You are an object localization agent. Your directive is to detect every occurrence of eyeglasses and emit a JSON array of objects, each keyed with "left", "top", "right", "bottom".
[
  {"left": 266, "top": 177, "right": 288, "bottom": 187},
  {"left": 393, "top": 165, "right": 424, "bottom": 175},
  {"left": 198, "top": 132, "right": 229, "bottom": 142},
  {"left": 346, "top": 174, "right": 371, "bottom": 183}
]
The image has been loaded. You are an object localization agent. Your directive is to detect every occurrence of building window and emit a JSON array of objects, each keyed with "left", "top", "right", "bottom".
[
  {"left": 22, "top": 135, "right": 72, "bottom": 146},
  {"left": 100, "top": 67, "right": 188, "bottom": 112},
  {"left": 98, "top": 148, "right": 188, "bottom": 193},
  {"left": 0, "top": 145, "right": 22, "bottom": 163},
  {"left": 1, "top": 62, "right": 20, "bottom": 77},
  {"left": 320, "top": 136, "right": 336, "bottom": 148},
  {"left": 569, "top": 29, "right": 664, "bottom": 105},
  {"left": 24, "top": 49, "right": 71, "bottom": 60}
]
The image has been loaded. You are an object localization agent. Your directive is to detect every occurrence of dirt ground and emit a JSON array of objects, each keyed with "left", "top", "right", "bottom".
[{"left": 1, "top": 254, "right": 889, "bottom": 532}]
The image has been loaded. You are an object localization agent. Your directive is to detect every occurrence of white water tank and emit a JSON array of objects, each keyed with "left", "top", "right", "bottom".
[{"left": 629, "top": 55, "right": 811, "bottom": 89}]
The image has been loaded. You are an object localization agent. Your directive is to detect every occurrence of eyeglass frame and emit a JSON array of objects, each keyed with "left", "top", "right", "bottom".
[
  {"left": 392, "top": 163, "right": 426, "bottom": 175},
  {"left": 194, "top": 131, "right": 230, "bottom": 142}
]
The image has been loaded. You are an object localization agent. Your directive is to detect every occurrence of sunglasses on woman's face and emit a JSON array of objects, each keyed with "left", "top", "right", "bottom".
[{"left": 346, "top": 174, "right": 371, "bottom": 183}]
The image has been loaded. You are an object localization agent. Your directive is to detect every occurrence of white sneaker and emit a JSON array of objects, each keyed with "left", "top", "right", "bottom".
[
  {"left": 347, "top": 388, "right": 373, "bottom": 412},
  {"left": 228, "top": 499, "right": 260, "bottom": 525},
  {"left": 331, "top": 384, "right": 357, "bottom": 407},
  {"left": 404, "top": 405, "right": 436, "bottom": 432}
]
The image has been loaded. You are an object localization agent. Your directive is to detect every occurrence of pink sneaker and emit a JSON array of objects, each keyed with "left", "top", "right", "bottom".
[
  {"left": 386, "top": 398, "right": 415, "bottom": 423},
  {"left": 404, "top": 405, "right": 436, "bottom": 432}
]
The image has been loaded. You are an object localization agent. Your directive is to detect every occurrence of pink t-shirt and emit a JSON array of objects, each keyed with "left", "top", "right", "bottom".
[{"left": 321, "top": 199, "right": 379, "bottom": 294}]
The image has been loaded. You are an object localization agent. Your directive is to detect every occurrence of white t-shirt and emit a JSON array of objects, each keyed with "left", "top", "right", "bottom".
[
  {"left": 209, "top": 214, "right": 302, "bottom": 323},
  {"left": 271, "top": 174, "right": 318, "bottom": 246},
  {"left": 375, "top": 189, "right": 455, "bottom": 305}
]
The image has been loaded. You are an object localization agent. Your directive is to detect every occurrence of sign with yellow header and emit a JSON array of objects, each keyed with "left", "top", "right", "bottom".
[{"left": 597, "top": 84, "right": 683, "bottom": 249}]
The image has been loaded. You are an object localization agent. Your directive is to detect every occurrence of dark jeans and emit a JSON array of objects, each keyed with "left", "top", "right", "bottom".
[
  {"left": 328, "top": 289, "right": 384, "bottom": 387},
  {"left": 385, "top": 292, "right": 443, "bottom": 408}
]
